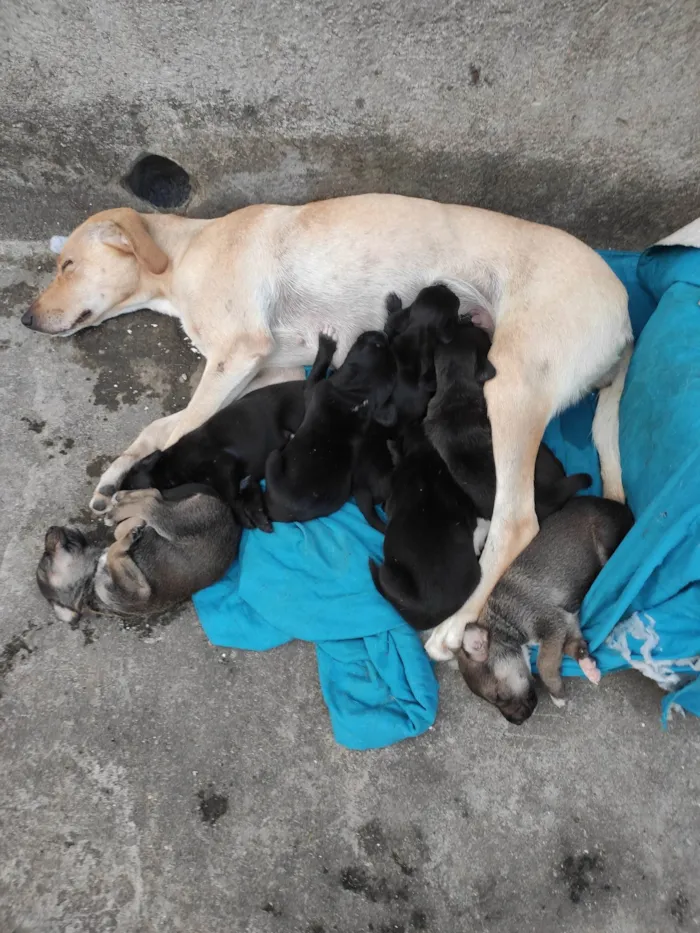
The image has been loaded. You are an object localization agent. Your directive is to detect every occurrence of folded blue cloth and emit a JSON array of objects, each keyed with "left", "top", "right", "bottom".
[
  {"left": 194, "top": 243, "right": 700, "bottom": 746},
  {"left": 543, "top": 246, "right": 700, "bottom": 724},
  {"left": 194, "top": 501, "right": 439, "bottom": 749}
]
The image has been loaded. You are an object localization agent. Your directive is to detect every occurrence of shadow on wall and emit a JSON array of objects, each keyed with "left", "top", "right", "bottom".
[{"left": 2, "top": 94, "right": 696, "bottom": 247}]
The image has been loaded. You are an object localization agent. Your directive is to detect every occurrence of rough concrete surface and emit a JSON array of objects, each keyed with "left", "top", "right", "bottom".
[
  {"left": 1, "top": 0, "right": 699, "bottom": 246},
  {"left": 2, "top": 1, "right": 700, "bottom": 930},
  {"left": 1, "top": 247, "right": 700, "bottom": 933}
]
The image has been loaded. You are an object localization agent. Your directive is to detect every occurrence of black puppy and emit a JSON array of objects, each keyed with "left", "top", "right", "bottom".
[
  {"left": 264, "top": 329, "right": 396, "bottom": 527},
  {"left": 369, "top": 422, "right": 482, "bottom": 629},
  {"left": 384, "top": 284, "right": 460, "bottom": 426},
  {"left": 121, "top": 381, "right": 307, "bottom": 512},
  {"left": 423, "top": 316, "right": 591, "bottom": 521}
]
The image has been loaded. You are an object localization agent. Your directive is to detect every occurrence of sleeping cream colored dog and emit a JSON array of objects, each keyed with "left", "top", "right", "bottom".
[{"left": 25, "top": 194, "right": 632, "bottom": 660}]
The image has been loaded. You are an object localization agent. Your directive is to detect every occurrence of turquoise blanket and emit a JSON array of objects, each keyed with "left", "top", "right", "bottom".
[{"left": 194, "top": 244, "right": 700, "bottom": 747}]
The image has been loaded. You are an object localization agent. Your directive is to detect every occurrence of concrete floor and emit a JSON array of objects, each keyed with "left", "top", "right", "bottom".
[{"left": 1, "top": 243, "right": 698, "bottom": 933}]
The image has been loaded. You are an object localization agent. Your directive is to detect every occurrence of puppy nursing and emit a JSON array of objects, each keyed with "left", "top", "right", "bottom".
[
  {"left": 263, "top": 329, "right": 396, "bottom": 528},
  {"left": 370, "top": 286, "right": 592, "bottom": 631}
]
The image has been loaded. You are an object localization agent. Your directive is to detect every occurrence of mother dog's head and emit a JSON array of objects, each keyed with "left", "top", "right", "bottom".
[{"left": 22, "top": 208, "right": 169, "bottom": 335}]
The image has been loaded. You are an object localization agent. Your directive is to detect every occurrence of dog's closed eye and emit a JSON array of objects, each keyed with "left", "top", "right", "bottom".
[{"left": 61, "top": 259, "right": 74, "bottom": 273}]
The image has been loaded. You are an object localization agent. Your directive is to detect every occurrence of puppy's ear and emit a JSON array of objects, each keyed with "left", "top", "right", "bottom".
[
  {"left": 385, "top": 292, "right": 403, "bottom": 315},
  {"left": 373, "top": 399, "right": 397, "bottom": 428},
  {"left": 462, "top": 624, "right": 490, "bottom": 662},
  {"left": 476, "top": 359, "right": 497, "bottom": 385},
  {"left": 437, "top": 311, "right": 459, "bottom": 345}
]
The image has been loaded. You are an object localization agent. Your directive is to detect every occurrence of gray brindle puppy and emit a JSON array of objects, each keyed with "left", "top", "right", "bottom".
[
  {"left": 37, "top": 487, "right": 240, "bottom": 621},
  {"left": 458, "top": 496, "right": 634, "bottom": 724}
]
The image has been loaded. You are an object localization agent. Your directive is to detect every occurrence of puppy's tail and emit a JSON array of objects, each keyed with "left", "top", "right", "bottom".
[{"left": 592, "top": 342, "right": 632, "bottom": 503}]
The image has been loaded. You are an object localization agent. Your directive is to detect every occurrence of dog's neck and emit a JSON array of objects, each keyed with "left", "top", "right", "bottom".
[{"left": 112, "top": 214, "right": 214, "bottom": 343}]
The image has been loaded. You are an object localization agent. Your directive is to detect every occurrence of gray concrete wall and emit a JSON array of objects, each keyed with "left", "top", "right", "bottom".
[{"left": 1, "top": 0, "right": 698, "bottom": 247}]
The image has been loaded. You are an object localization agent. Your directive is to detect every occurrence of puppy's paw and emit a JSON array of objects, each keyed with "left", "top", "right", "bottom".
[
  {"left": 579, "top": 656, "right": 601, "bottom": 685},
  {"left": 550, "top": 694, "right": 567, "bottom": 709},
  {"left": 320, "top": 324, "right": 339, "bottom": 343}
]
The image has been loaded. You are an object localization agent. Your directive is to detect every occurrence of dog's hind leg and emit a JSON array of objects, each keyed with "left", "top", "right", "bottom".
[
  {"left": 105, "top": 534, "right": 152, "bottom": 607},
  {"left": 425, "top": 330, "right": 555, "bottom": 660},
  {"left": 536, "top": 633, "right": 567, "bottom": 704},
  {"left": 563, "top": 631, "right": 601, "bottom": 684},
  {"left": 592, "top": 343, "right": 632, "bottom": 503}
]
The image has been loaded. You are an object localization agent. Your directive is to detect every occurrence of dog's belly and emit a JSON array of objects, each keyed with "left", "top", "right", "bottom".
[{"left": 268, "top": 271, "right": 492, "bottom": 367}]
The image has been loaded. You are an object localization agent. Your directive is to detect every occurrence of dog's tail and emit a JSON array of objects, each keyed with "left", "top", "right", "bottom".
[
  {"left": 369, "top": 558, "right": 434, "bottom": 630},
  {"left": 592, "top": 343, "right": 633, "bottom": 503}
]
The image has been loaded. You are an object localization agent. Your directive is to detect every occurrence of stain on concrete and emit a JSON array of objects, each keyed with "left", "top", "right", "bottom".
[
  {"left": 120, "top": 603, "right": 181, "bottom": 639},
  {"left": 410, "top": 909, "right": 428, "bottom": 930},
  {"left": 86, "top": 454, "right": 113, "bottom": 480},
  {"left": 21, "top": 416, "right": 46, "bottom": 433},
  {"left": 197, "top": 787, "right": 229, "bottom": 826},
  {"left": 71, "top": 311, "right": 196, "bottom": 413},
  {"left": 358, "top": 818, "right": 388, "bottom": 856},
  {"left": 68, "top": 504, "right": 101, "bottom": 527},
  {"left": 0, "top": 628, "right": 36, "bottom": 696},
  {"left": 560, "top": 850, "right": 605, "bottom": 903},
  {"left": 340, "top": 866, "right": 408, "bottom": 905},
  {"left": 391, "top": 850, "right": 415, "bottom": 877},
  {"left": 0, "top": 280, "right": 35, "bottom": 318},
  {"left": 671, "top": 891, "right": 690, "bottom": 925}
]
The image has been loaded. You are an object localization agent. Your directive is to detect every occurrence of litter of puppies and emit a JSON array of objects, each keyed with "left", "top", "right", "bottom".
[{"left": 36, "top": 284, "right": 634, "bottom": 727}]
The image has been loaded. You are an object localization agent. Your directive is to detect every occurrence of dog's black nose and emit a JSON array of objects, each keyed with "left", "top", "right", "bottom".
[{"left": 21, "top": 309, "right": 35, "bottom": 329}]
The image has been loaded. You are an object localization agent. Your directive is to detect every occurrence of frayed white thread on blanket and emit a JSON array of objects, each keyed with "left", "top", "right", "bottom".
[
  {"left": 606, "top": 612, "right": 700, "bottom": 690},
  {"left": 664, "top": 703, "right": 686, "bottom": 724}
]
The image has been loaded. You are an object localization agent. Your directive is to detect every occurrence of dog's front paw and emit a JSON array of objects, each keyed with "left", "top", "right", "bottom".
[
  {"left": 90, "top": 487, "right": 115, "bottom": 514},
  {"left": 424, "top": 625, "right": 457, "bottom": 661},
  {"left": 91, "top": 455, "right": 138, "bottom": 514}
]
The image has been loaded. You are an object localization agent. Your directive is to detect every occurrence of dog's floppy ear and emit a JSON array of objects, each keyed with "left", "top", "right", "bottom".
[
  {"left": 477, "top": 359, "right": 497, "bottom": 385},
  {"left": 94, "top": 208, "right": 168, "bottom": 275},
  {"left": 462, "top": 623, "right": 490, "bottom": 662}
]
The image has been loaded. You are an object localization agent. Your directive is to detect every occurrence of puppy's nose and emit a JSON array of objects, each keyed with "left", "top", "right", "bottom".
[{"left": 21, "top": 308, "right": 35, "bottom": 329}]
